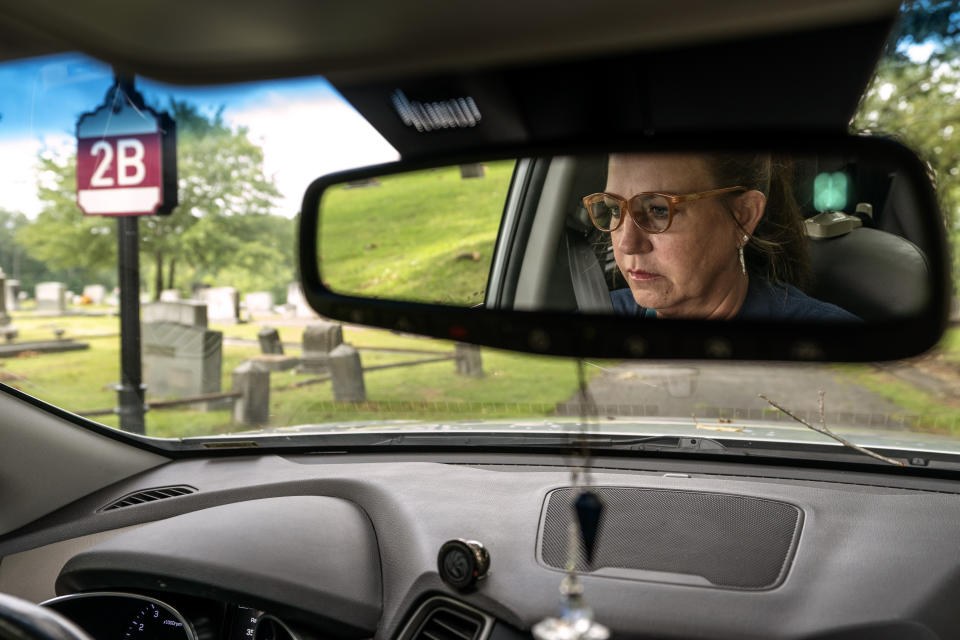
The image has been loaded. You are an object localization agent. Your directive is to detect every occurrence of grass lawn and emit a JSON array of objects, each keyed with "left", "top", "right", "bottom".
[
  {"left": 16, "top": 308, "right": 960, "bottom": 440},
  {"left": 1, "top": 311, "right": 587, "bottom": 439},
  {"left": 832, "top": 326, "right": 960, "bottom": 435},
  {"left": 318, "top": 161, "right": 515, "bottom": 306}
]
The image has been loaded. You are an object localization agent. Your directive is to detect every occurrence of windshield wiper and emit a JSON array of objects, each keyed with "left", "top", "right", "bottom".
[
  {"left": 183, "top": 431, "right": 730, "bottom": 452},
  {"left": 182, "top": 423, "right": 918, "bottom": 467},
  {"left": 365, "top": 433, "right": 728, "bottom": 451}
]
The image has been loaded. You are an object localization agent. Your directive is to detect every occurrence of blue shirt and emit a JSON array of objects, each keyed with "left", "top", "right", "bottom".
[{"left": 609, "top": 279, "right": 860, "bottom": 321}]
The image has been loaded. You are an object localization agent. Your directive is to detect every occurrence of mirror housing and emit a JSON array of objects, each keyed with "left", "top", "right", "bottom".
[{"left": 299, "top": 134, "right": 950, "bottom": 362}]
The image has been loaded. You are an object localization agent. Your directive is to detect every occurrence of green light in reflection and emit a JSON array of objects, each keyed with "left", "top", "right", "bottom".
[{"left": 813, "top": 172, "right": 848, "bottom": 212}]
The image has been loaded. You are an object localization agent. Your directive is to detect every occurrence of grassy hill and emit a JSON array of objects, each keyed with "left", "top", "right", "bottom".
[{"left": 319, "top": 161, "right": 515, "bottom": 306}]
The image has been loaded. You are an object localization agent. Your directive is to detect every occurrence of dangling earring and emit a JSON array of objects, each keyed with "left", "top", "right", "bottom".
[{"left": 738, "top": 234, "right": 748, "bottom": 276}]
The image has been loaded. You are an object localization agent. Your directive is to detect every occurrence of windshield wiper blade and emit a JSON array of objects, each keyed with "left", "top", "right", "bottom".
[
  {"left": 179, "top": 430, "right": 928, "bottom": 468},
  {"left": 363, "top": 432, "right": 731, "bottom": 452},
  {"left": 184, "top": 431, "right": 731, "bottom": 452}
]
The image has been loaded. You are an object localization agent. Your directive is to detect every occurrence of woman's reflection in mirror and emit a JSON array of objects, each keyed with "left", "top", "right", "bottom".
[{"left": 584, "top": 153, "right": 859, "bottom": 320}]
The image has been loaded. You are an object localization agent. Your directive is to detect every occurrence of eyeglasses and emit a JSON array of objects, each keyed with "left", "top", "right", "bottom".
[{"left": 582, "top": 186, "right": 747, "bottom": 233}]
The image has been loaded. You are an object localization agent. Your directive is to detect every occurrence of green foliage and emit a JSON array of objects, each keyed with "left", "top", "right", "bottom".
[
  {"left": 835, "top": 364, "right": 960, "bottom": 435},
  {"left": 852, "top": 0, "right": 960, "bottom": 286},
  {"left": 319, "top": 162, "right": 515, "bottom": 306},
  {"left": 141, "top": 99, "right": 285, "bottom": 297},
  {"left": 0, "top": 208, "right": 89, "bottom": 293},
  {"left": 16, "top": 153, "right": 117, "bottom": 278}
]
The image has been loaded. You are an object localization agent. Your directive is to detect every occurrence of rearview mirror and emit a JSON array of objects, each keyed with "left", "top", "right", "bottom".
[{"left": 299, "top": 136, "right": 949, "bottom": 361}]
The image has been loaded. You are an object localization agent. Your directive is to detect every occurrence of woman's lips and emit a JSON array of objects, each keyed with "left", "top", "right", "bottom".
[{"left": 626, "top": 268, "right": 662, "bottom": 282}]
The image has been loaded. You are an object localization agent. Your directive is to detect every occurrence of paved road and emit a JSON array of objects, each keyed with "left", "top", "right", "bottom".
[{"left": 576, "top": 361, "right": 908, "bottom": 429}]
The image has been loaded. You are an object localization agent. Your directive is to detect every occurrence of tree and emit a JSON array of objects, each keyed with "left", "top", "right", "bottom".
[
  {"left": 851, "top": 0, "right": 960, "bottom": 285},
  {"left": 18, "top": 98, "right": 284, "bottom": 299},
  {"left": 0, "top": 208, "right": 87, "bottom": 294},
  {"left": 138, "top": 100, "right": 282, "bottom": 299},
  {"left": 17, "top": 153, "right": 116, "bottom": 278}
]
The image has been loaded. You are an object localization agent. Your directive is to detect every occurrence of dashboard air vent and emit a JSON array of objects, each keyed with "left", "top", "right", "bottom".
[
  {"left": 100, "top": 485, "right": 197, "bottom": 512},
  {"left": 402, "top": 597, "right": 489, "bottom": 640}
]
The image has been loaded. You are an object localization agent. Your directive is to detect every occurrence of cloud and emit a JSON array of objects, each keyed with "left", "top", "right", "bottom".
[
  {"left": 223, "top": 96, "right": 399, "bottom": 217},
  {"left": 0, "top": 134, "right": 73, "bottom": 218}
]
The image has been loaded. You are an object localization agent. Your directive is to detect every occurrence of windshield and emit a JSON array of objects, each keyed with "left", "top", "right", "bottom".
[{"left": 0, "top": 2, "right": 958, "bottom": 458}]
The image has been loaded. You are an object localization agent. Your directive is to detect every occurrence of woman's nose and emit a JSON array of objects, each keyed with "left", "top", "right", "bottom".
[{"left": 614, "top": 217, "right": 653, "bottom": 254}]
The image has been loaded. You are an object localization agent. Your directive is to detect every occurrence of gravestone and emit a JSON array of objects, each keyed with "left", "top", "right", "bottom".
[
  {"left": 459, "top": 163, "right": 485, "bottom": 178},
  {"left": 143, "top": 300, "right": 207, "bottom": 327},
  {"left": 5, "top": 279, "right": 19, "bottom": 311},
  {"left": 330, "top": 344, "right": 365, "bottom": 402},
  {"left": 245, "top": 292, "right": 274, "bottom": 315},
  {"left": 0, "top": 270, "right": 16, "bottom": 341},
  {"left": 455, "top": 343, "right": 484, "bottom": 377},
  {"left": 253, "top": 326, "right": 298, "bottom": 370},
  {"left": 345, "top": 178, "right": 380, "bottom": 188},
  {"left": 197, "top": 286, "right": 240, "bottom": 324},
  {"left": 35, "top": 282, "right": 66, "bottom": 314},
  {"left": 83, "top": 284, "right": 106, "bottom": 305},
  {"left": 142, "top": 300, "right": 224, "bottom": 410},
  {"left": 298, "top": 320, "right": 343, "bottom": 374},
  {"left": 258, "top": 326, "right": 284, "bottom": 354},
  {"left": 232, "top": 360, "right": 270, "bottom": 426},
  {"left": 248, "top": 354, "right": 299, "bottom": 371},
  {"left": 287, "top": 282, "right": 315, "bottom": 318},
  {"left": 160, "top": 289, "right": 181, "bottom": 302}
]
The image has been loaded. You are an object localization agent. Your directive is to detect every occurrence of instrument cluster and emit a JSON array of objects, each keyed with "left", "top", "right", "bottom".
[{"left": 42, "top": 592, "right": 302, "bottom": 640}]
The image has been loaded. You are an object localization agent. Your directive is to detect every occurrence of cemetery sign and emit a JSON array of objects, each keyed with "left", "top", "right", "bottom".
[{"left": 76, "top": 82, "right": 177, "bottom": 216}]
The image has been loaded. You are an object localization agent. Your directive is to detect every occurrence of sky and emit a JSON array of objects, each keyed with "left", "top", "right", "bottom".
[
  {"left": 0, "top": 43, "right": 941, "bottom": 219},
  {"left": 0, "top": 53, "right": 399, "bottom": 219}
]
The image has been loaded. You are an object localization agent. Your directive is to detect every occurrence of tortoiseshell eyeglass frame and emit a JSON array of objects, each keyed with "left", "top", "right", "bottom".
[{"left": 582, "top": 186, "right": 748, "bottom": 233}]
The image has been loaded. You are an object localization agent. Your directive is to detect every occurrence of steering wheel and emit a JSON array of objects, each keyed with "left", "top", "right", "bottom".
[{"left": 0, "top": 593, "right": 93, "bottom": 640}]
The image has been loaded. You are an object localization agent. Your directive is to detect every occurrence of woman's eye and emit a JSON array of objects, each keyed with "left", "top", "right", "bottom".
[{"left": 601, "top": 199, "right": 621, "bottom": 217}]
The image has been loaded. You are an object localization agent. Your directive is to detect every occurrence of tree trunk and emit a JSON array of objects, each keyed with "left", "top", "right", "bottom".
[
  {"left": 154, "top": 251, "right": 163, "bottom": 301},
  {"left": 167, "top": 258, "right": 176, "bottom": 291}
]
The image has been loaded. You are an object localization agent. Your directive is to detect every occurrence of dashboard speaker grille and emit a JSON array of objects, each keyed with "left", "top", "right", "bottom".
[
  {"left": 540, "top": 487, "right": 801, "bottom": 589},
  {"left": 100, "top": 485, "right": 197, "bottom": 511}
]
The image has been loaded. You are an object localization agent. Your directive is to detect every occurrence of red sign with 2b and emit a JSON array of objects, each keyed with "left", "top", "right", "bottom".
[
  {"left": 76, "top": 133, "right": 163, "bottom": 216},
  {"left": 76, "top": 84, "right": 176, "bottom": 216}
]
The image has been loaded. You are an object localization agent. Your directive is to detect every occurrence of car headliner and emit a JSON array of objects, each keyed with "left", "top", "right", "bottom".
[{"left": 0, "top": 0, "right": 901, "bottom": 84}]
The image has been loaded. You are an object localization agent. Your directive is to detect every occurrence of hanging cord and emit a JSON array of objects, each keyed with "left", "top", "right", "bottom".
[
  {"left": 576, "top": 358, "right": 597, "bottom": 485},
  {"left": 532, "top": 359, "right": 609, "bottom": 640},
  {"left": 562, "top": 359, "right": 598, "bottom": 583}
]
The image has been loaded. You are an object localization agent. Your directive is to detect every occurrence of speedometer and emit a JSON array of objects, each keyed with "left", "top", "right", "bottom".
[
  {"left": 125, "top": 601, "right": 190, "bottom": 640},
  {"left": 42, "top": 593, "right": 197, "bottom": 640}
]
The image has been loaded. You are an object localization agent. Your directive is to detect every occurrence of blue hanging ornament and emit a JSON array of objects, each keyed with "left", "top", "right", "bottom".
[{"left": 574, "top": 490, "right": 604, "bottom": 566}]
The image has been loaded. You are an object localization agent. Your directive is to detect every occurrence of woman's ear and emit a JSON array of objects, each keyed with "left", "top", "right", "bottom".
[{"left": 734, "top": 190, "right": 766, "bottom": 236}]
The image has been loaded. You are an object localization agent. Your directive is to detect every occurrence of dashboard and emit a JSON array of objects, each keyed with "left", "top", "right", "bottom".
[{"left": 2, "top": 451, "right": 960, "bottom": 640}]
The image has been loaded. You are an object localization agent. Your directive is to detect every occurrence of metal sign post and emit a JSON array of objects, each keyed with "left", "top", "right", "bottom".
[
  {"left": 116, "top": 208, "right": 145, "bottom": 433},
  {"left": 76, "top": 73, "right": 177, "bottom": 434}
]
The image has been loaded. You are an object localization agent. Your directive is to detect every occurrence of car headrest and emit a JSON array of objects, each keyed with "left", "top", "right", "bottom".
[{"left": 807, "top": 226, "right": 930, "bottom": 322}]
